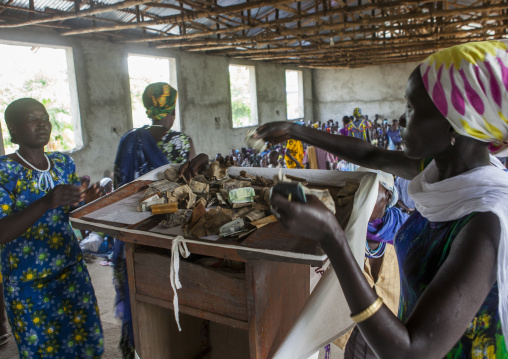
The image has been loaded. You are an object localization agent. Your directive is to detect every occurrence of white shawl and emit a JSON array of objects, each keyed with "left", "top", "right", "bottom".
[{"left": 408, "top": 159, "right": 508, "bottom": 345}]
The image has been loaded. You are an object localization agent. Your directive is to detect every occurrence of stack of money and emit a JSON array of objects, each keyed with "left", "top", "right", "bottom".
[
  {"left": 219, "top": 218, "right": 246, "bottom": 237},
  {"left": 223, "top": 179, "right": 251, "bottom": 192},
  {"left": 304, "top": 188, "right": 336, "bottom": 214},
  {"left": 229, "top": 187, "right": 255, "bottom": 204}
]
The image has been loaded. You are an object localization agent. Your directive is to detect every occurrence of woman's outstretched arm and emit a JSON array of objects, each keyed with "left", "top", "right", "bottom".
[{"left": 255, "top": 122, "right": 421, "bottom": 180}]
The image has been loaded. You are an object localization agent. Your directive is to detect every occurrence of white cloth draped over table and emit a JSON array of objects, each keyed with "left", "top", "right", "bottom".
[{"left": 274, "top": 173, "right": 380, "bottom": 359}]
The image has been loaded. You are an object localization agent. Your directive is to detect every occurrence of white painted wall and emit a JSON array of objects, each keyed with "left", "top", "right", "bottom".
[
  {"left": 312, "top": 61, "right": 420, "bottom": 123},
  {"left": 0, "top": 28, "right": 312, "bottom": 182}
]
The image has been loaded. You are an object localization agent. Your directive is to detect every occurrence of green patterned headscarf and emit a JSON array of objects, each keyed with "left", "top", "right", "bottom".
[{"left": 142, "top": 82, "right": 178, "bottom": 121}]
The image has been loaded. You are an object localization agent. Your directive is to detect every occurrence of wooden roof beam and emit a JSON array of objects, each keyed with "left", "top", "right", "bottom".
[
  {"left": 61, "top": 0, "right": 300, "bottom": 35},
  {"left": 0, "top": 14, "right": 71, "bottom": 28},
  {"left": 131, "top": 1, "right": 506, "bottom": 44},
  {"left": 0, "top": 2, "right": 132, "bottom": 27},
  {"left": 154, "top": 12, "right": 508, "bottom": 51},
  {"left": 64, "top": 0, "right": 432, "bottom": 37},
  {"left": 231, "top": 35, "right": 499, "bottom": 60},
  {"left": 0, "top": 0, "right": 159, "bottom": 28}
]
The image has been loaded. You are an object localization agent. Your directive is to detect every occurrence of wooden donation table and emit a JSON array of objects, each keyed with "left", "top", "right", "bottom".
[{"left": 70, "top": 167, "right": 366, "bottom": 359}]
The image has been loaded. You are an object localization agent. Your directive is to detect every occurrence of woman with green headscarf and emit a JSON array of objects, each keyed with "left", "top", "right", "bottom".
[
  {"left": 113, "top": 82, "right": 195, "bottom": 359},
  {"left": 114, "top": 83, "right": 195, "bottom": 187},
  {"left": 241, "top": 41, "right": 508, "bottom": 358}
]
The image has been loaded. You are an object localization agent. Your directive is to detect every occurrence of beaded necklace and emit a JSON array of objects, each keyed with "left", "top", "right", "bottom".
[
  {"left": 15, "top": 150, "right": 55, "bottom": 191},
  {"left": 365, "top": 240, "right": 386, "bottom": 259}
]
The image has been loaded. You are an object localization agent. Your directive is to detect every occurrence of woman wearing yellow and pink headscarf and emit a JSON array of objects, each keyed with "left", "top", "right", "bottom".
[
  {"left": 253, "top": 40, "right": 508, "bottom": 358},
  {"left": 113, "top": 82, "right": 195, "bottom": 359}
]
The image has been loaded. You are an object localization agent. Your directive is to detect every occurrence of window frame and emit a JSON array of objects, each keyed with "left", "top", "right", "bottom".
[
  {"left": 127, "top": 53, "right": 180, "bottom": 131},
  {"left": 229, "top": 63, "right": 259, "bottom": 129},
  {"left": 0, "top": 40, "right": 83, "bottom": 153},
  {"left": 285, "top": 69, "right": 305, "bottom": 121}
]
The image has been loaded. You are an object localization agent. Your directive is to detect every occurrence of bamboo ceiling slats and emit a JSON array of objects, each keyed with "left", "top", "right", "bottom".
[{"left": 0, "top": 0, "right": 506, "bottom": 68}]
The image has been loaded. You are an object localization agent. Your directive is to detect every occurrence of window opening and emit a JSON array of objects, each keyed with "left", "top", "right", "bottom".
[
  {"left": 0, "top": 43, "right": 81, "bottom": 154},
  {"left": 127, "top": 55, "right": 179, "bottom": 131},
  {"left": 286, "top": 70, "right": 304, "bottom": 120},
  {"left": 229, "top": 64, "right": 258, "bottom": 128}
]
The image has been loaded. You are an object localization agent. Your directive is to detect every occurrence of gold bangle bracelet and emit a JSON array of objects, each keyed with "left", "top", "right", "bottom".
[{"left": 350, "top": 297, "right": 384, "bottom": 323}]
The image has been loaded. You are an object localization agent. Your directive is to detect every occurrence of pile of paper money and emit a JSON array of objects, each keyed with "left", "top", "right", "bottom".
[
  {"left": 137, "top": 171, "right": 211, "bottom": 216},
  {"left": 138, "top": 164, "right": 359, "bottom": 241}
]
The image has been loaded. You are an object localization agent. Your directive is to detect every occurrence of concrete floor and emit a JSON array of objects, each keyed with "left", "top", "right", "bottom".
[{"left": 0, "top": 256, "right": 344, "bottom": 359}]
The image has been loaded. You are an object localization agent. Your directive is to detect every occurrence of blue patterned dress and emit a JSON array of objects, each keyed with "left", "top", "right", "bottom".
[
  {"left": 112, "top": 126, "right": 190, "bottom": 358},
  {"left": 0, "top": 152, "right": 104, "bottom": 358},
  {"left": 395, "top": 211, "right": 507, "bottom": 358}
]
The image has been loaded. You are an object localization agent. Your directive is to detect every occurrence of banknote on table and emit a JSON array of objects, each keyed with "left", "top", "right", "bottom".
[
  {"left": 190, "top": 178, "right": 209, "bottom": 194},
  {"left": 250, "top": 214, "right": 278, "bottom": 228},
  {"left": 232, "top": 202, "right": 253, "bottom": 209},
  {"left": 137, "top": 197, "right": 166, "bottom": 212},
  {"left": 194, "top": 197, "right": 207, "bottom": 209},
  {"left": 262, "top": 187, "right": 271, "bottom": 205},
  {"left": 149, "top": 179, "right": 181, "bottom": 193},
  {"left": 303, "top": 188, "right": 336, "bottom": 214},
  {"left": 207, "top": 160, "right": 228, "bottom": 180},
  {"left": 219, "top": 218, "right": 246, "bottom": 237},
  {"left": 204, "top": 209, "right": 234, "bottom": 236},
  {"left": 140, "top": 193, "right": 160, "bottom": 204},
  {"left": 238, "top": 228, "right": 257, "bottom": 240},
  {"left": 222, "top": 179, "right": 251, "bottom": 192},
  {"left": 337, "top": 180, "right": 360, "bottom": 197},
  {"left": 187, "top": 192, "right": 197, "bottom": 209},
  {"left": 161, "top": 209, "right": 192, "bottom": 228},
  {"left": 164, "top": 167, "right": 179, "bottom": 182},
  {"left": 239, "top": 170, "right": 256, "bottom": 180},
  {"left": 232, "top": 207, "right": 252, "bottom": 220},
  {"left": 216, "top": 192, "right": 227, "bottom": 205},
  {"left": 252, "top": 203, "right": 270, "bottom": 211},
  {"left": 206, "top": 197, "right": 218, "bottom": 208},
  {"left": 245, "top": 209, "right": 266, "bottom": 222},
  {"left": 141, "top": 188, "right": 160, "bottom": 202},
  {"left": 229, "top": 187, "right": 255, "bottom": 203}
]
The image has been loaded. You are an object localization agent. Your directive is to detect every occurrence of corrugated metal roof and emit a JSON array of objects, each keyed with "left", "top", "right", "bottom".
[{"left": 0, "top": 0, "right": 505, "bottom": 68}]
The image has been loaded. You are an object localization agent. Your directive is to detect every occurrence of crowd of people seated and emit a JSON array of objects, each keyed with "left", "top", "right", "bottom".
[{"left": 223, "top": 108, "right": 405, "bottom": 172}]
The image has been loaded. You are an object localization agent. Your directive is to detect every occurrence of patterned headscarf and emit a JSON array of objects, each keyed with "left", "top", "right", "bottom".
[
  {"left": 420, "top": 40, "right": 508, "bottom": 155},
  {"left": 353, "top": 107, "right": 362, "bottom": 118},
  {"left": 142, "top": 82, "right": 178, "bottom": 121}
]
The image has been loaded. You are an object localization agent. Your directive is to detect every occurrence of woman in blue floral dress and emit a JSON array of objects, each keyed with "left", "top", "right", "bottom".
[
  {"left": 113, "top": 82, "right": 194, "bottom": 358},
  {"left": 0, "top": 98, "right": 104, "bottom": 358}
]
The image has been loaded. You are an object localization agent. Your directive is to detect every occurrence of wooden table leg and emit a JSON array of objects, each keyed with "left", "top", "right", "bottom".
[
  {"left": 246, "top": 260, "right": 310, "bottom": 359},
  {"left": 125, "top": 243, "right": 141, "bottom": 352}
]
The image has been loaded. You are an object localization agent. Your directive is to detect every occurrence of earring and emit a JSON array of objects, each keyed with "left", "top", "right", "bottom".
[{"left": 451, "top": 137, "right": 456, "bottom": 146}]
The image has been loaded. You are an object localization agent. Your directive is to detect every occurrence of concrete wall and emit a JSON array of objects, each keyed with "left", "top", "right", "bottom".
[
  {"left": 312, "top": 61, "right": 419, "bottom": 123},
  {"left": 0, "top": 28, "right": 313, "bottom": 182}
]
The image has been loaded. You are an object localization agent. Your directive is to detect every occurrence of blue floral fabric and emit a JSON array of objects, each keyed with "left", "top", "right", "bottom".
[
  {"left": 112, "top": 126, "right": 191, "bottom": 358},
  {"left": 395, "top": 211, "right": 507, "bottom": 358},
  {"left": 157, "top": 129, "right": 191, "bottom": 165},
  {"left": 113, "top": 126, "right": 190, "bottom": 189},
  {"left": 0, "top": 152, "right": 104, "bottom": 358}
]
